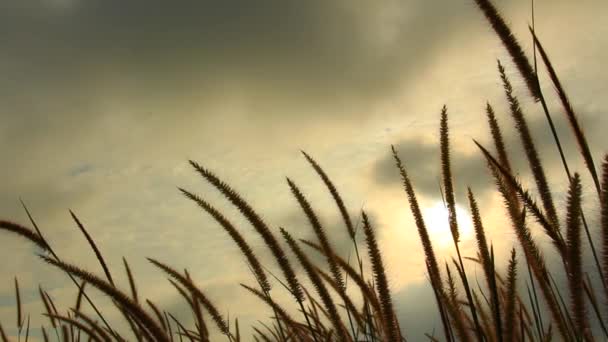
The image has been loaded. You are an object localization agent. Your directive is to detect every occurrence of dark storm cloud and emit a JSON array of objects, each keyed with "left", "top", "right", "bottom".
[{"left": 0, "top": 0, "right": 482, "bottom": 119}]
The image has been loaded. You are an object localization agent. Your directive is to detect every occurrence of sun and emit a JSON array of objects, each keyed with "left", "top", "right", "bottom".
[{"left": 422, "top": 201, "right": 474, "bottom": 248}]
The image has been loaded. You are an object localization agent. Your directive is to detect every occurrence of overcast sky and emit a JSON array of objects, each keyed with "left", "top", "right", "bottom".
[{"left": 1, "top": 0, "right": 607, "bottom": 340}]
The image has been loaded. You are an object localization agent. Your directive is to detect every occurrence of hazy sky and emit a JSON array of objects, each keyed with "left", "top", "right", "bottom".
[{"left": 1, "top": 0, "right": 607, "bottom": 340}]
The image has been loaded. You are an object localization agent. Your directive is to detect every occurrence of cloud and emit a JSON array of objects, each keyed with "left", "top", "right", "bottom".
[
  {"left": 0, "top": 0, "right": 487, "bottom": 124},
  {"left": 371, "top": 99, "right": 607, "bottom": 204},
  {"left": 373, "top": 131, "right": 492, "bottom": 203}
]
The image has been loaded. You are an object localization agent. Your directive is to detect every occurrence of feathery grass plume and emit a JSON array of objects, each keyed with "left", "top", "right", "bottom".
[
  {"left": 14, "top": 278, "right": 22, "bottom": 332},
  {"left": 287, "top": 178, "right": 345, "bottom": 292},
  {"left": 564, "top": 174, "right": 590, "bottom": 337},
  {"left": 392, "top": 146, "right": 442, "bottom": 286},
  {"left": 444, "top": 266, "right": 462, "bottom": 327},
  {"left": 439, "top": 106, "right": 459, "bottom": 244},
  {"left": 39, "top": 256, "right": 170, "bottom": 342},
  {"left": 478, "top": 142, "right": 552, "bottom": 321},
  {"left": 179, "top": 188, "right": 271, "bottom": 293},
  {"left": 188, "top": 160, "right": 303, "bottom": 302},
  {"left": 0, "top": 220, "right": 49, "bottom": 251},
  {"left": 529, "top": 23, "right": 606, "bottom": 294},
  {"left": 301, "top": 151, "right": 356, "bottom": 241},
  {"left": 279, "top": 228, "right": 350, "bottom": 342},
  {"left": 122, "top": 258, "right": 139, "bottom": 304},
  {"left": 504, "top": 249, "right": 518, "bottom": 342},
  {"left": 440, "top": 106, "right": 484, "bottom": 341},
  {"left": 486, "top": 103, "right": 514, "bottom": 176},
  {"left": 392, "top": 145, "right": 452, "bottom": 342},
  {"left": 602, "top": 155, "right": 608, "bottom": 301},
  {"left": 299, "top": 152, "right": 368, "bottom": 339},
  {"left": 147, "top": 259, "right": 232, "bottom": 339},
  {"left": 300, "top": 239, "right": 383, "bottom": 326},
  {"left": 467, "top": 189, "right": 502, "bottom": 341},
  {"left": 475, "top": 140, "right": 567, "bottom": 257},
  {"left": 361, "top": 211, "right": 400, "bottom": 342},
  {"left": 69, "top": 210, "right": 115, "bottom": 286},
  {"left": 498, "top": 61, "right": 561, "bottom": 233},
  {"left": 486, "top": 102, "right": 521, "bottom": 217},
  {"left": 477, "top": 142, "right": 571, "bottom": 339},
  {"left": 530, "top": 28, "right": 601, "bottom": 197},
  {"left": 44, "top": 314, "right": 105, "bottom": 342},
  {"left": 472, "top": 0, "right": 541, "bottom": 101}
]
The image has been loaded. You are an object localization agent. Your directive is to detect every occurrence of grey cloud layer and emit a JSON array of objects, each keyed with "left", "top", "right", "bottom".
[
  {"left": 372, "top": 103, "right": 606, "bottom": 202},
  {"left": 1, "top": 0, "right": 481, "bottom": 119}
]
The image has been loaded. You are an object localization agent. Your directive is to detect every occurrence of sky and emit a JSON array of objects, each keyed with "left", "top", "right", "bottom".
[{"left": 1, "top": 0, "right": 607, "bottom": 340}]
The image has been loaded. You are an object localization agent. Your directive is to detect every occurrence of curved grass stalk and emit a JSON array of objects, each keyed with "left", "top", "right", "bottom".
[
  {"left": 179, "top": 188, "right": 271, "bottom": 293},
  {"left": 188, "top": 161, "right": 303, "bottom": 303},
  {"left": 40, "top": 256, "right": 169, "bottom": 342},
  {"left": 280, "top": 228, "right": 351, "bottom": 342},
  {"left": 286, "top": 178, "right": 344, "bottom": 292},
  {"left": 148, "top": 258, "right": 233, "bottom": 341}
]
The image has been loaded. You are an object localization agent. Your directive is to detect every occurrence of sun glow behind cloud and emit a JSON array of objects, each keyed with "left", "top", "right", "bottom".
[{"left": 422, "top": 201, "right": 473, "bottom": 248}]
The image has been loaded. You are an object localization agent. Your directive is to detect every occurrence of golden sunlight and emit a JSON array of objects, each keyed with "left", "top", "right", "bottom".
[{"left": 422, "top": 202, "right": 473, "bottom": 248}]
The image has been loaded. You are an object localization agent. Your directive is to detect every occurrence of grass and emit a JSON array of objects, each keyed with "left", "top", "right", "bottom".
[{"left": 1, "top": 0, "right": 606, "bottom": 340}]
